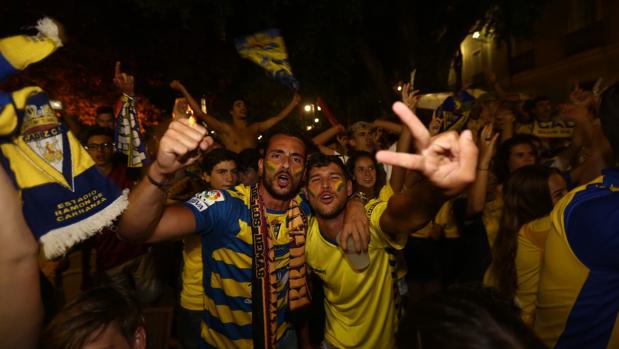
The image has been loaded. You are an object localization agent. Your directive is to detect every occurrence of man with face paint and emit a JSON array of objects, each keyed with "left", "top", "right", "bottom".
[
  {"left": 303, "top": 102, "right": 478, "bottom": 349},
  {"left": 117, "top": 120, "right": 370, "bottom": 349}
]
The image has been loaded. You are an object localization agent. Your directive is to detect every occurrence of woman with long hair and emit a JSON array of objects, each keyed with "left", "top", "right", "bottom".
[{"left": 486, "top": 165, "right": 567, "bottom": 323}]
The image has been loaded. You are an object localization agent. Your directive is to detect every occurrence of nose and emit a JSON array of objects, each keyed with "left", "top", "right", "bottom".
[
  {"left": 280, "top": 155, "right": 291, "bottom": 169},
  {"left": 320, "top": 177, "right": 331, "bottom": 190}
]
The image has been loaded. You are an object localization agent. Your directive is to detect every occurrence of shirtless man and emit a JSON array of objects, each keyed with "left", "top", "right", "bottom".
[{"left": 170, "top": 80, "right": 301, "bottom": 152}]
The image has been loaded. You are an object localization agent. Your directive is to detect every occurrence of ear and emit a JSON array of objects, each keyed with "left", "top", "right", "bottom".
[
  {"left": 132, "top": 326, "right": 146, "bottom": 349},
  {"left": 202, "top": 172, "right": 211, "bottom": 184},
  {"left": 302, "top": 186, "right": 308, "bottom": 198},
  {"left": 258, "top": 158, "right": 264, "bottom": 176},
  {"left": 346, "top": 179, "right": 353, "bottom": 196}
]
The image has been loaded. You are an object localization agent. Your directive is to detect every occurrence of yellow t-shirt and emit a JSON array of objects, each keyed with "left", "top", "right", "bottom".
[
  {"left": 378, "top": 183, "right": 394, "bottom": 202},
  {"left": 483, "top": 193, "right": 503, "bottom": 248},
  {"left": 305, "top": 200, "right": 405, "bottom": 349},
  {"left": 180, "top": 235, "right": 204, "bottom": 310},
  {"left": 412, "top": 200, "right": 459, "bottom": 239},
  {"left": 514, "top": 216, "right": 551, "bottom": 327}
]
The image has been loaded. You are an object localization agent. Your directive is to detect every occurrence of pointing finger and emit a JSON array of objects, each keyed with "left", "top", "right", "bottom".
[{"left": 392, "top": 102, "right": 431, "bottom": 152}]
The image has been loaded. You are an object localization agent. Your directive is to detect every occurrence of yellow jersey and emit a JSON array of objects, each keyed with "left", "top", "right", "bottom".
[{"left": 305, "top": 199, "right": 405, "bottom": 349}]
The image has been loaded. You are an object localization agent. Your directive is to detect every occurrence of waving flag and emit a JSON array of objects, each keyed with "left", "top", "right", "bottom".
[
  {"left": 235, "top": 29, "right": 299, "bottom": 90},
  {"left": 436, "top": 90, "right": 476, "bottom": 132}
]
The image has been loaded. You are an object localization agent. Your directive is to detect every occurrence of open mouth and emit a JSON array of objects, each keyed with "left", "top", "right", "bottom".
[
  {"left": 276, "top": 173, "right": 290, "bottom": 187},
  {"left": 319, "top": 192, "right": 335, "bottom": 204}
]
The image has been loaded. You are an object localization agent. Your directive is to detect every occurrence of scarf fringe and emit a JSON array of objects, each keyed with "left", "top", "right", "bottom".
[
  {"left": 40, "top": 188, "right": 129, "bottom": 259},
  {"left": 35, "top": 17, "right": 63, "bottom": 47}
]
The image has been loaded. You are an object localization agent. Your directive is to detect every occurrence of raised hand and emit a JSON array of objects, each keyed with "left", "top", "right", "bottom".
[
  {"left": 376, "top": 102, "right": 478, "bottom": 196},
  {"left": 170, "top": 80, "right": 184, "bottom": 92},
  {"left": 478, "top": 123, "right": 499, "bottom": 168},
  {"left": 400, "top": 82, "right": 420, "bottom": 111},
  {"left": 569, "top": 82, "right": 595, "bottom": 108},
  {"left": 291, "top": 92, "right": 302, "bottom": 106},
  {"left": 153, "top": 118, "right": 213, "bottom": 176},
  {"left": 113, "top": 61, "right": 135, "bottom": 97},
  {"left": 428, "top": 109, "right": 443, "bottom": 136}
]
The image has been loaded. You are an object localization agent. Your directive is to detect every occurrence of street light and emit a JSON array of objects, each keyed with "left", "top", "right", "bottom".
[{"left": 304, "top": 104, "right": 312, "bottom": 112}]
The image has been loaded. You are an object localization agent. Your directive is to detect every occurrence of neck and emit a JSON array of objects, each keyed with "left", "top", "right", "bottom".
[
  {"left": 258, "top": 183, "right": 290, "bottom": 211},
  {"left": 232, "top": 118, "right": 248, "bottom": 128},
  {"left": 97, "top": 163, "right": 113, "bottom": 176},
  {"left": 356, "top": 184, "right": 376, "bottom": 199},
  {"left": 316, "top": 209, "right": 346, "bottom": 241}
]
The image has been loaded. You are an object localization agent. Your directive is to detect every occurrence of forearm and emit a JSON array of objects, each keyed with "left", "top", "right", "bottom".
[
  {"left": 0, "top": 167, "right": 42, "bottom": 349},
  {"left": 117, "top": 164, "right": 169, "bottom": 242},
  {"left": 177, "top": 85, "right": 223, "bottom": 132},
  {"left": 259, "top": 101, "right": 297, "bottom": 132},
  {"left": 313, "top": 125, "right": 342, "bottom": 146},
  {"left": 390, "top": 128, "right": 412, "bottom": 192},
  {"left": 466, "top": 168, "right": 489, "bottom": 217},
  {"left": 381, "top": 178, "right": 447, "bottom": 237},
  {"left": 373, "top": 119, "right": 403, "bottom": 134}
]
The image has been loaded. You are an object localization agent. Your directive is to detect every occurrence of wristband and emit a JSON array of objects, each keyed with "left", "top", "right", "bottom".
[{"left": 146, "top": 172, "right": 171, "bottom": 191}]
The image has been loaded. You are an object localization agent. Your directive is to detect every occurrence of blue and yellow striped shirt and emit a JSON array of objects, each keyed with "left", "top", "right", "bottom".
[{"left": 184, "top": 185, "right": 311, "bottom": 348}]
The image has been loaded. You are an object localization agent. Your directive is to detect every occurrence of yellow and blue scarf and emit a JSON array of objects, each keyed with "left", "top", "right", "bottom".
[{"left": 0, "top": 88, "right": 127, "bottom": 259}]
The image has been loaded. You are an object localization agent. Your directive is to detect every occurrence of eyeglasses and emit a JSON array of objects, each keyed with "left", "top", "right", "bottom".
[{"left": 84, "top": 142, "right": 115, "bottom": 151}]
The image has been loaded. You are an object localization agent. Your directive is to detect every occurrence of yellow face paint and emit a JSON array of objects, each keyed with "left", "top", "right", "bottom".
[
  {"left": 334, "top": 178, "right": 345, "bottom": 192},
  {"left": 308, "top": 186, "right": 319, "bottom": 197},
  {"left": 292, "top": 163, "right": 304, "bottom": 176},
  {"left": 265, "top": 159, "right": 278, "bottom": 174}
]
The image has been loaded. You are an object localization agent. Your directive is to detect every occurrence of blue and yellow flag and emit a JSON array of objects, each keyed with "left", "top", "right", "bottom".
[
  {"left": 436, "top": 90, "right": 476, "bottom": 132},
  {"left": 114, "top": 95, "right": 147, "bottom": 168},
  {"left": 235, "top": 29, "right": 299, "bottom": 90}
]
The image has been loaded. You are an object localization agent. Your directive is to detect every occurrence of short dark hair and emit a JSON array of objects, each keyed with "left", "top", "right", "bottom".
[
  {"left": 237, "top": 148, "right": 260, "bottom": 172},
  {"left": 306, "top": 152, "right": 350, "bottom": 181},
  {"left": 41, "top": 286, "right": 144, "bottom": 349},
  {"left": 96, "top": 106, "right": 114, "bottom": 116},
  {"left": 82, "top": 126, "right": 114, "bottom": 145},
  {"left": 259, "top": 126, "right": 315, "bottom": 158},
  {"left": 402, "top": 285, "right": 547, "bottom": 349},
  {"left": 599, "top": 82, "right": 619, "bottom": 157},
  {"left": 228, "top": 96, "right": 247, "bottom": 110},
  {"left": 201, "top": 148, "right": 238, "bottom": 174}
]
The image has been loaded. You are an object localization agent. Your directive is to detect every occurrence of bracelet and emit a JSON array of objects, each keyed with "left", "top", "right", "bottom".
[
  {"left": 350, "top": 191, "right": 369, "bottom": 204},
  {"left": 146, "top": 172, "right": 171, "bottom": 191}
]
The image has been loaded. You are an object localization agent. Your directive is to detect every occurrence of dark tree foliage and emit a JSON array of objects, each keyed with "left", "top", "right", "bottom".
[{"left": 0, "top": 0, "right": 544, "bottom": 126}]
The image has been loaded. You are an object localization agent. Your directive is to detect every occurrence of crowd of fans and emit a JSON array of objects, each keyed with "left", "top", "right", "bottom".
[{"left": 3, "top": 41, "right": 619, "bottom": 348}]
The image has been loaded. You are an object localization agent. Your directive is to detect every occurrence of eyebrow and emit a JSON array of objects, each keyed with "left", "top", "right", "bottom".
[{"left": 269, "top": 149, "right": 304, "bottom": 158}]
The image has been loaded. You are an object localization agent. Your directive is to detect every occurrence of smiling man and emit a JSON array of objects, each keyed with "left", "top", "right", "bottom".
[
  {"left": 117, "top": 122, "right": 369, "bottom": 348},
  {"left": 303, "top": 102, "right": 478, "bottom": 349}
]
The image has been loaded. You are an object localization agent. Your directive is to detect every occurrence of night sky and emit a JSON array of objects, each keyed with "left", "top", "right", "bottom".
[{"left": 0, "top": 0, "right": 543, "bottom": 127}]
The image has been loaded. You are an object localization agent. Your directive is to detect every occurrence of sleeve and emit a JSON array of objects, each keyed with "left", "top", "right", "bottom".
[
  {"left": 366, "top": 199, "right": 406, "bottom": 250},
  {"left": 515, "top": 222, "right": 544, "bottom": 327},
  {"left": 563, "top": 185, "right": 619, "bottom": 270},
  {"left": 378, "top": 183, "right": 394, "bottom": 202},
  {"left": 182, "top": 189, "right": 235, "bottom": 236}
]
